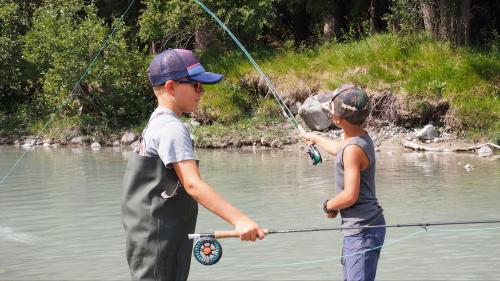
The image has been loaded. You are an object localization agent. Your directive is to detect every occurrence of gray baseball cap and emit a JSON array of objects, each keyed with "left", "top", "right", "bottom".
[{"left": 322, "top": 84, "right": 370, "bottom": 124}]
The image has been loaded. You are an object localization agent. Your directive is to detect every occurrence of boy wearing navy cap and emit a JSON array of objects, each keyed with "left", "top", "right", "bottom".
[
  {"left": 302, "top": 84, "right": 385, "bottom": 281},
  {"left": 121, "top": 49, "right": 265, "bottom": 281}
]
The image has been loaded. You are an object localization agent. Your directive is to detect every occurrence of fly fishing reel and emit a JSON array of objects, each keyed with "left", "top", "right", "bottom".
[
  {"left": 308, "top": 144, "right": 322, "bottom": 165},
  {"left": 192, "top": 237, "right": 223, "bottom": 265}
]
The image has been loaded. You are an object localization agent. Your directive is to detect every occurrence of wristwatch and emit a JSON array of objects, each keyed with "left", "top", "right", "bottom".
[{"left": 323, "top": 199, "right": 337, "bottom": 214}]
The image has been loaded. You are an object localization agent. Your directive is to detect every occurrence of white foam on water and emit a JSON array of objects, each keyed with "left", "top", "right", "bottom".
[{"left": 0, "top": 226, "right": 37, "bottom": 245}]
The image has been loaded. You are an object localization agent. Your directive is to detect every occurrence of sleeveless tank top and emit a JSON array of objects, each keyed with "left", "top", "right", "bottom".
[{"left": 335, "top": 134, "right": 384, "bottom": 236}]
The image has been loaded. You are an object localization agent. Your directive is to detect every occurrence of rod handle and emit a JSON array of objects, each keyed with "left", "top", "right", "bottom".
[
  {"left": 214, "top": 229, "right": 270, "bottom": 239},
  {"left": 214, "top": 230, "right": 240, "bottom": 239}
]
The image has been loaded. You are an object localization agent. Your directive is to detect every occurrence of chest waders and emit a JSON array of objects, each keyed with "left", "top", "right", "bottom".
[{"left": 121, "top": 151, "right": 198, "bottom": 281}]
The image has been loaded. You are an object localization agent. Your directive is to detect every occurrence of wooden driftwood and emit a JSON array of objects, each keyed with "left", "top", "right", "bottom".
[{"left": 402, "top": 141, "right": 500, "bottom": 152}]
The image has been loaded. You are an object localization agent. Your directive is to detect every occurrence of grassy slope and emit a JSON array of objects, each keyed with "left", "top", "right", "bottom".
[{"left": 199, "top": 33, "right": 499, "bottom": 141}]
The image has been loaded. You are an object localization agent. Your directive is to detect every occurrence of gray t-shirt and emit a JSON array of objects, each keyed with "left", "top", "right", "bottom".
[{"left": 140, "top": 108, "right": 195, "bottom": 166}]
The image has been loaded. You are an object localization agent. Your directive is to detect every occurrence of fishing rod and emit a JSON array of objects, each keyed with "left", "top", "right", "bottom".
[
  {"left": 192, "top": 0, "right": 322, "bottom": 165},
  {"left": 188, "top": 219, "right": 500, "bottom": 265}
]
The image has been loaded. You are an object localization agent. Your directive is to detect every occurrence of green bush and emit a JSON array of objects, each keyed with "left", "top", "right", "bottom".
[
  {"left": 23, "top": 0, "right": 152, "bottom": 135},
  {"left": 384, "top": 0, "right": 423, "bottom": 35}
]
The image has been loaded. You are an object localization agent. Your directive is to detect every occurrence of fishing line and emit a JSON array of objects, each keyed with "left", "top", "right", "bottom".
[
  {"left": 0, "top": 0, "right": 136, "bottom": 187},
  {"left": 192, "top": 0, "right": 322, "bottom": 165}
]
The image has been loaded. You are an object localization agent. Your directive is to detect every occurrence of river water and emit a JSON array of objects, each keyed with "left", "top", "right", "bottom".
[{"left": 0, "top": 145, "right": 499, "bottom": 280}]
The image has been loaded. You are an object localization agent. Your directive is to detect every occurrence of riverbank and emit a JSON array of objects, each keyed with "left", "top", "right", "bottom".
[
  {"left": 1, "top": 34, "right": 498, "bottom": 148},
  {"left": 1, "top": 118, "right": 498, "bottom": 159}
]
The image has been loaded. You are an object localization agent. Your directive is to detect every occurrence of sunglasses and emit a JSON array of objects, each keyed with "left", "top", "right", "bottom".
[{"left": 176, "top": 79, "right": 204, "bottom": 93}]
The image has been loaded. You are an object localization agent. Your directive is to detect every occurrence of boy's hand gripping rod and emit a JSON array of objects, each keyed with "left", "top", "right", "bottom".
[{"left": 188, "top": 219, "right": 500, "bottom": 265}]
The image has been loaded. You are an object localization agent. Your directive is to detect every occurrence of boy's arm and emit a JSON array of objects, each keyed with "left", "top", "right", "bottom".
[
  {"left": 173, "top": 159, "right": 265, "bottom": 241},
  {"left": 325, "top": 145, "right": 365, "bottom": 210},
  {"left": 301, "top": 132, "right": 342, "bottom": 155}
]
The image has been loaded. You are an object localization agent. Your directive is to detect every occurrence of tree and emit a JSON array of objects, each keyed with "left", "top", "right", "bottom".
[
  {"left": 23, "top": 0, "right": 151, "bottom": 132},
  {"left": 138, "top": 0, "right": 276, "bottom": 52},
  {"left": 0, "top": 1, "right": 31, "bottom": 113},
  {"left": 421, "top": 0, "right": 472, "bottom": 45}
]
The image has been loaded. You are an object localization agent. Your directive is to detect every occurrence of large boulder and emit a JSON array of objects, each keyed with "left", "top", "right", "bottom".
[
  {"left": 416, "top": 124, "right": 438, "bottom": 141},
  {"left": 477, "top": 146, "right": 493, "bottom": 157},
  {"left": 298, "top": 91, "right": 334, "bottom": 131}
]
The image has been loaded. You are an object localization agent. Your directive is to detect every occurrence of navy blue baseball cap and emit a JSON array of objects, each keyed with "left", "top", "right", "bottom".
[{"left": 147, "top": 49, "right": 223, "bottom": 86}]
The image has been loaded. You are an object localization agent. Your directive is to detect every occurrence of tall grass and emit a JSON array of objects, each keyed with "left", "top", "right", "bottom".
[{"left": 200, "top": 33, "right": 499, "bottom": 140}]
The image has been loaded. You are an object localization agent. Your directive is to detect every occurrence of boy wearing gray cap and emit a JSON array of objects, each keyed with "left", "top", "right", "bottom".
[
  {"left": 121, "top": 49, "right": 265, "bottom": 281},
  {"left": 302, "top": 84, "right": 385, "bottom": 281}
]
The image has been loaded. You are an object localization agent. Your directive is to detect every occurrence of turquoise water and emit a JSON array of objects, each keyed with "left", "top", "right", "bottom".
[{"left": 0, "top": 146, "right": 499, "bottom": 280}]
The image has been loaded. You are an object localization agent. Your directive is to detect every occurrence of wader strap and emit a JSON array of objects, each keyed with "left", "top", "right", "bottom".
[{"left": 137, "top": 110, "right": 182, "bottom": 198}]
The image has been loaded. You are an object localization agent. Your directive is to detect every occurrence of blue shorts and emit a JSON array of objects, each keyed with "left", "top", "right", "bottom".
[{"left": 342, "top": 217, "right": 386, "bottom": 281}]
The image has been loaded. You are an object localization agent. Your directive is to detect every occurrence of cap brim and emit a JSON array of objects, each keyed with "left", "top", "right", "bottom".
[{"left": 189, "top": 72, "right": 223, "bottom": 84}]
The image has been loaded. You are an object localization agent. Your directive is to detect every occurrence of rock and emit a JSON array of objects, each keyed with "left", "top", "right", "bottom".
[
  {"left": 70, "top": 136, "right": 84, "bottom": 145},
  {"left": 270, "top": 139, "right": 283, "bottom": 148},
  {"left": 416, "top": 124, "right": 438, "bottom": 141},
  {"left": 42, "top": 138, "right": 53, "bottom": 145},
  {"left": 129, "top": 140, "right": 140, "bottom": 150},
  {"left": 425, "top": 140, "right": 431, "bottom": 144},
  {"left": 91, "top": 142, "right": 101, "bottom": 149},
  {"left": 329, "top": 130, "right": 342, "bottom": 138},
  {"left": 298, "top": 91, "right": 334, "bottom": 131},
  {"left": 23, "top": 138, "right": 36, "bottom": 147},
  {"left": 477, "top": 146, "right": 493, "bottom": 157},
  {"left": 190, "top": 120, "right": 201, "bottom": 128},
  {"left": 441, "top": 132, "right": 452, "bottom": 140},
  {"left": 259, "top": 136, "right": 266, "bottom": 146},
  {"left": 290, "top": 102, "right": 302, "bottom": 116},
  {"left": 112, "top": 140, "right": 121, "bottom": 147},
  {"left": 121, "top": 131, "right": 138, "bottom": 145}
]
